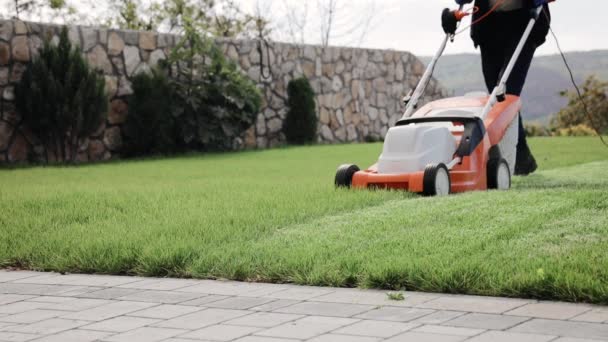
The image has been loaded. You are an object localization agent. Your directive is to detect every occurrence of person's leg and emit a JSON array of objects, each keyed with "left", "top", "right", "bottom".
[{"left": 480, "top": 43, "right": 504, "bottom": 93}]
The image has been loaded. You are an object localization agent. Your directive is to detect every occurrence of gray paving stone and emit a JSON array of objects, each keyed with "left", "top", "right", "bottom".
[
  {"left": 307, "top": 334, "right": 381, "bottom": 342},
  {"left": 24, "top": 297, "right": 72, "bottom": 304},
  {"left": 333, "top": 320, "right": 418, "bottom": 338},
  {"left": 0, "top": 302, "right": 47, "bottom": 315},
  {"left": 179, "top": 295, "right": 230, "bottom": 307},
  {"left": 410, "top": 311, "right": 466, "bottom": 325},
  {"left": 419, "top": 296, "right": 531, "bottom": 314},
  {"left": 275, "top": 301, "right": 374, "bottom": 317},
  {"left": 254, "top": 316, "right": 358, "bottom": 340},
  {"left": 0, "top": 295, "right": 33, "bottom": 306},
  {"left": 0, "top": 322, "right": 20, "bottom": 330},
  {"left": 466, "top": 331, "right": 556, "bottom": 342},
  {"left": 355, "top": 307, "right": 435, "bottom": 322},
  {"left": 102, "top": 327, "right": 188, "bottom": 342},
  {"left": 6, "top": 318, "right": 89, "bottom": 335},
  {"left": 385, "top": 331, "right": 466, "bottom": 342},
  {"left": 506, "top": 303, "right": 592, "bottom": 320},
  {"left": 205, "top": 296, "right": 276, "bottom": 310},
  {"left": 233, "top": 337, "right": 300, "bottom": 342},
  {"left": 30, "top": 329, "right": 112, "bottom": 342},
  {"left": 12, "top": 275, "right": 65, "bottom": 285},
  {"left": 14, "top": 274, "right": 136, "bottom": 288},
  {"left": 510, "top": 319, "right": 608, "bottom": 340},
  {"left": 412, "top": 325, "right": 484, "bottom": 337},
  {"left": 0, "top": 310, "right": 65, "bottom": 324},
  {"left": 0, "top": 283, "right": 94, "bottom": 297},
  {"left": 0, "top": 271, "right": 41, "bottom": 283},
  {"left": 178, "top": 281, "right": 285, "bottom": 297},
  {"left": 60, "top": 301, "right": 157, "bottom": 321},
  {"left": 552, "top": 338, "right": 607, "bottom": 342},
  {"left": 263, "top": 287, "right": 334, "bottom": 301},
  {"left": 442, "top": 313, "right": 529, "bottom": 330},
  {"left": 571, "top": 308, "right": 608, "bottom": 323},
  {"left": 116, "top": 279, "right": 198, "bottom": 291},
  {"left": 249, "top": 300, "right": 300, "bottom": 312},
  {"left": 313, "top": 289, "right": 438, "bottom": 307},
  {"left": 224, "top": 312, "right": 303, "bottom": 328},
  {"left": 179, "top": 324, "right": 261, "bottom": 341},
  {"left": 154, "top": 308, "right": 250, "bottom": 330},
  {"left": 0, "top": 331, "right": 40, "bottom": 341},
  {"left": 116, "top": 290, "right": 202, "bottom": 304},
  {"left": 127, "top": 304, "right": 202, "bottom": 319},
  {"left": 75, "top": 288, "right": 141, "bottom": 300},
  {"left": 83, "top": 316, "right": 159, "bottom": 332},
  {"left": 41, "top": 298, "right": 112, "bottom": 312}
]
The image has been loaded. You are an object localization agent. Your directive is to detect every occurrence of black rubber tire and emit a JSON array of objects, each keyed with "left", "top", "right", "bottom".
[
  {"left": 335, "top": 164, "right": 360, "bottom": 188},
  {"left": 422, "top": 163, "right": 451, "bottom": 196},
  {"left": 487, "top": 158, "right": 511, "bottom": 190}
]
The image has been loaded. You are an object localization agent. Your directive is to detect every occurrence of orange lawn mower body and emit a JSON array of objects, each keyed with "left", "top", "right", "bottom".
[{"left": 334, "top": 5, "right": 544, "bottom": 196}]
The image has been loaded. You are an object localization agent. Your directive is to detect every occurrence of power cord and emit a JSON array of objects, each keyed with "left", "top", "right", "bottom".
[{"left": 544, "top": 10, "right": 608, "bottom": 146}]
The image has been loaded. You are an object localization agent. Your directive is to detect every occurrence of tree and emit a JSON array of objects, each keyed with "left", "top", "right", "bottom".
[
  {"left": 277, "top": 0, "right": 378, "bottom": 47},
  {"left": 552, "top": 76, "right": 608, "bottom": 135},
  {"left": 15, "top": 27, "right": 107, "bottom": 163},
  {"left": 284, "top": 78, "right": 318, "bottom": 144}
]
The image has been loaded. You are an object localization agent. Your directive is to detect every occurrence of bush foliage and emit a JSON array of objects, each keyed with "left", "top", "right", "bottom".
[
  {"left": 284, "top": 77, "right": 317, "bottom": 145},
  {"left": 15, "top": 27, "right": 107, "bottom": 163},
  {"left": 552, "top": 76, "right": 607, "bottom": 135},
  {"left": 124, "top": 21, "right": 261, "bottom": 157},
  {"left": 123, "top": 68, "right": 179, "bottom": 157}
]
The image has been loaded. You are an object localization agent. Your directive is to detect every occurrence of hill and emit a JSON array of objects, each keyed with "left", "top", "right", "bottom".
[{"left": 421, "top": 50, "right": 608, "bottom": 124}]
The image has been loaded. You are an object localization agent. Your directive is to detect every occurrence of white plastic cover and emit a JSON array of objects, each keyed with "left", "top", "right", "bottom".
[{"left": 377, "top": 124, "right": 458, "bottom": 174}]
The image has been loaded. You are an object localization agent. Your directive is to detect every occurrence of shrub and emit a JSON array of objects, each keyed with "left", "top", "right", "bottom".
[
  {"left": 167, "top": 24, "right": 261, "bottom": 151},
  {"left": 555, "top": 124, "right": 597, "bottom": 137},
  {"left": 15, "top": 27, "right": 107, "bottom": 163},
  {"left": 524, "top": 124, "right": 551, "bottom": 137},
  {"left": 283, "top": 77, "right": 318, "bottom": 145},
  {"left": 123, "top": 68, "right": 179, "bottom": 157}
]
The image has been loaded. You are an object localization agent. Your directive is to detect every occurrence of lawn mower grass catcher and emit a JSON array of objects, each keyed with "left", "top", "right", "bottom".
[{"left": 335, "top": 5, "right": 544, "bottom": 196}]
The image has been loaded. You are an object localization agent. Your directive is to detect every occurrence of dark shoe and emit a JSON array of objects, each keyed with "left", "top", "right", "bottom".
[{"left": 515, "top": 144, "right": 538, "bottom": 176}]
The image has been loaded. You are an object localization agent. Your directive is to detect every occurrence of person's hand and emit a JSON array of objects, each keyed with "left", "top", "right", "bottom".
[{"left": 455, "top": 0, "right": 474, "bottom": 4}]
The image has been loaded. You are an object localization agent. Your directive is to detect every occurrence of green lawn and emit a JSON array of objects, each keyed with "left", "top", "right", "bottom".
[{"left": 1, "top": 137, "right": 607, "bottom": 303}]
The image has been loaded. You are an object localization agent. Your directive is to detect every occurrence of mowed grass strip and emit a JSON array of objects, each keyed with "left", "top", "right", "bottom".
[{"left": 0, "top": 137, "right": 607, "bottom": 303}]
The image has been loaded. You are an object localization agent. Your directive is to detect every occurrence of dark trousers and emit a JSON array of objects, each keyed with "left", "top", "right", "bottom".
[{"left": 479, "top": 35, "right": 537, "bottom": 154}]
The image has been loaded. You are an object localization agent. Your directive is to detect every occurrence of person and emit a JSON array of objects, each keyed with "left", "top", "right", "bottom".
[{"left": 453, "top": 0, "right": 552, "bottom": 175}]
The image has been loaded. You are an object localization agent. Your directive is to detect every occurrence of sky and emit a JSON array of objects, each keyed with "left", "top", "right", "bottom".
[
  {"left": 237, "top": 0, "right": 608, "bottom": 57},
  {"left": 3, "top": 0, "right": 606, "bottom": 57}
]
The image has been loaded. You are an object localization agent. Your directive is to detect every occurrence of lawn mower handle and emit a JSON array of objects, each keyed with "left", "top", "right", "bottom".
[
  {"left": 480, "top": 6, "right": 543, "bottom": 119},
  {"left": 401, "top": 4, "right": 464, "bottom": 119}
]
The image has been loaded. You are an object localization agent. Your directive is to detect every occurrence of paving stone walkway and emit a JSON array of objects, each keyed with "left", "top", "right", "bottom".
[{"left": 1, "top": 271, "right": 608, "bottom": 342}]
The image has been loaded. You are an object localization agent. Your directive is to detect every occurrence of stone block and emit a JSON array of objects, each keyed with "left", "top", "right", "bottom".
[
  {"left": 108, "top": 32, "right": 125, "bottom": 56},
  {"left": 81, "top": 27, "right": 98, "bottom": 51},
  {"left": 139, "top": 31, "right": 156, "bottom": 50},
  {"left": 103, "top": 327, "right": 188, "bottom": 342},
  {"left": 108, "top": 99, "right": 128, "bottom": 125},
  {"left": 11, "top": 36, "right": 29, "bottom": 62},
  {"left": 103, "top": 127, "right": 123, "bottom": 152},
  {"left": 149, "top": 49, "right": 166, "bottom": 66},
  {"left": 28, "top": 35, "right": 43, "bottom": 59},
  {"left": 0, "top": 21, "right": 13, "bottom": 41},
  {"left": 0, "top": 42, "right": 10, "bottom": 65},
  {"left": 87, "top": 45, "right": 113, "bottom": 74},
  {"left": 123, "top": 46, "right": 141, "bottom": 76},
  {"left": 467, "top": 331, "right": 555, "bottom": 342},
  {"left": 335, "top": 320, "right": 417, "bottom": 338},
  {"left": 13, "top": 21, "right": 27, "bottom": 35}
]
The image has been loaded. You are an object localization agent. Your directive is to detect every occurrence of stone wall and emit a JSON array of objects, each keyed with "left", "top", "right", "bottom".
[{"left": 0, "top": 19, "right": 446, "bottom": 164}]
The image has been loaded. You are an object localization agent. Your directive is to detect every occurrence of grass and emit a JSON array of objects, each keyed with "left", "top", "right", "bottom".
[{"left": 1, "top": 137, "right": 607, "bottom": 303}]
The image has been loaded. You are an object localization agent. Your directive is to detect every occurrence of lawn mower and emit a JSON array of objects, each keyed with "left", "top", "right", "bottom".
[{"left": 335, "top": 4, "right": 545, "bottom": 196}]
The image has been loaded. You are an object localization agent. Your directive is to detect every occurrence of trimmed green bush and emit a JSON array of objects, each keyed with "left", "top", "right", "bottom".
[
  {"left": 123, "top": 68, "right": 179, "bottom": 157},
  {"left": 15, "top": 27, "right": 106, "bottom": 163},
  {"left": 284, "top": 77, "right": 318, "bottom": 145}
]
